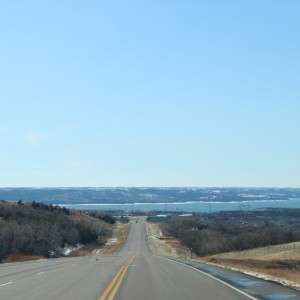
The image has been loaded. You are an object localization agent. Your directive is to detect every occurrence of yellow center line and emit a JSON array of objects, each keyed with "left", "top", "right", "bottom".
[
  {"left": 107, "top": 257, "right": 135, "bottom": 300},
  {"left": 99, "top": 257, "right": 135, "bottom": 300}
]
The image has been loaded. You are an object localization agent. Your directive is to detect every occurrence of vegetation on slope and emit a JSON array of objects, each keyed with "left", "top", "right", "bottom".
[
  {"left": 0, "top": 201, "right": 114, "bottom": 262},
  {"left": 161, "top": 216, "right": 300, "bottom": 257},
  {"left": 147, "top": 221, "right": 300, "bottom": 288}
]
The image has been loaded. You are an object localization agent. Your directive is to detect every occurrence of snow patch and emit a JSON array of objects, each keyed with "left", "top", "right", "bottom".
[
  {"left": 105, "top": 238, "right": 118, "bottom": 246},
  {"left": 59, "top": 244, "right": 82, "bottom": 256}
]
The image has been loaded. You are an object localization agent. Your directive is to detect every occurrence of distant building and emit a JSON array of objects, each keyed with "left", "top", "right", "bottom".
[{"left": 178, "top": 214, "right": 193, "bottom": 217}]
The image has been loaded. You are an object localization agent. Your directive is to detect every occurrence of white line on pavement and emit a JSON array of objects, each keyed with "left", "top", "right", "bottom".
[{"left": 0, "top": 282, "right": 13, "bottom": 287}]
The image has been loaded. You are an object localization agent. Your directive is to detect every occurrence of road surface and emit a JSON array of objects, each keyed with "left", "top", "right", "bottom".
[{"left": 1, "top": 217, "right": 299, "bottom": 300}]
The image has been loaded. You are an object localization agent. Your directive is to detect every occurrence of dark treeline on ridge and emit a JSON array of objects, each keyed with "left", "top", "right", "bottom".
[{"left": 158, "top": 215, "right": 300, "bottom": 257}]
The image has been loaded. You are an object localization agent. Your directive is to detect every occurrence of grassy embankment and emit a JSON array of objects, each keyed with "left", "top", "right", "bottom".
[
  {"left": 203, "top": 242, "right": 300, "bottom": 288},
  {"left": 146, "top": 222, "right": 300, "bottom": 289}
]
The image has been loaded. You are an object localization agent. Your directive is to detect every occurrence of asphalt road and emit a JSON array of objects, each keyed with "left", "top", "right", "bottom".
[{"left": 1, "top": 217, "right": 299, "bottom": 300}]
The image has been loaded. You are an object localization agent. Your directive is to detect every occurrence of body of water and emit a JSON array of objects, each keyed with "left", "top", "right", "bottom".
[{"left": 59, "top": 198, "right": 300, "bottom": 212}]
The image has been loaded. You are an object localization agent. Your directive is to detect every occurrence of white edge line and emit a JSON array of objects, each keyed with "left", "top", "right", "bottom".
[
  {"left": 163, "top": 257, "right": 258, "bottom": 300},
  {"left": 145, "top": 223, "right": 258, "bottom": 299},
  {"left": 0, "top": 282, "right": 13, "bottom": 287}
]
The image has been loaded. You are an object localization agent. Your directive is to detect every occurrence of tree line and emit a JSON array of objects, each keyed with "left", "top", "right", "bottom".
[
  {"left": 162, "top": 217, "right": 300, "bottom": 256},
  {"left": 0, "top": 201, "right": 112, "bottom": 261}
]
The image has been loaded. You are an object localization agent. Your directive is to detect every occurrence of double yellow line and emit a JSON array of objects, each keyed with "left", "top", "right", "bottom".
[{"left": 99, "top": 257, "right": 135, "bottom": 300}]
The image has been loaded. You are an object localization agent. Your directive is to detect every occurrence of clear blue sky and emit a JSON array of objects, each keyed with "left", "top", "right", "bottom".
[{"left": 1, "top": 1, "right": 299, "bottom": 187}]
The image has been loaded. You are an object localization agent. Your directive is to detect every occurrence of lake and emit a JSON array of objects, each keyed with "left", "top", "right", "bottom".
[{"left": 59, "top": 198, "right": 300, "bottom": 212}]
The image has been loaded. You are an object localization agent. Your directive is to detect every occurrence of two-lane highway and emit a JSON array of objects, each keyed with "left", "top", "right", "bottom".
[
  {"left": 112, "top": 218, "right": 256, "bottom": 300},
  {"left": 0, "top": 225, "right": 136, "bottom": 300},
  {"left": 1, "top": 218, "right": 300, "bottom": 300}
]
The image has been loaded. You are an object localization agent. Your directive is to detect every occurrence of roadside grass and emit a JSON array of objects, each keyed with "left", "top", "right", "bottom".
[
  {"left": 146, "top": 222, "right": 190, "bottom": 257},
  {"left": 2, "top": 253, "right": 44, "bottom": 263},
  {"left": 205, "top": 257, "right": 300, "bottom": 282},
  {"left": 204, "top": 242, "right": 300, "bottom": 261},
  {"left": 202, "top": 243, "right": 300, "bottom": 288},
  {"left": 68, "top": 210, "right": 112, "bottom": 230},
  {"left": 146, "top": 222, "right": 300, "bottom": 290},
  {"left": 95, "top": 222, "right": 130, "bottom": 255}
]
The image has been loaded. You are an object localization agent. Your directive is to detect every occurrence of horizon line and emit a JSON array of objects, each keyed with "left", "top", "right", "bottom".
[{"left": 1, "top": 186, "right": 300, "bottom": 189}]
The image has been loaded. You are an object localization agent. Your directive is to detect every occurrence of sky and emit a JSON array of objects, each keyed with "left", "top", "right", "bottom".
[{"left": 1, "top": 0, "right": 300, "bottom": 187}]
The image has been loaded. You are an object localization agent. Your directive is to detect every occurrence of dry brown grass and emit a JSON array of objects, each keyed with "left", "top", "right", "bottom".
[
  {"left": 68, "top": 210, "right": 111, "bottom": 230},
  {"left": 200, "top": 243, "right": 300, "bottom": 289},
  {"left": 0, "top": 201, "right": 17, "bottom": 208},
  {"left": 146, "top": 222, "right": 300, "bottom": 289},
  {"left": 3, "top": 253, "right": 44, "bottom": 263},
  {"left": 262, "top": 269, "right": 300, "bottom": 285},
  {"left": 96, "top": 222, "right": 131, "bottom": 255},
  {"left": 203, "top": 257, "right": 300, "bottom": 288},
  {"left": 146, "top": 222, "right": 191, "bottom": 257},
  {"left": 206, "top": 242, "right": 300, "bottom": 261}
]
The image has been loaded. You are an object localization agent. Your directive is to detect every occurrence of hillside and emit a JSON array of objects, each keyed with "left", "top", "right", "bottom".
[
  {"left": 0, "top": 201, "right": 114, "bottom": 262},
  {"left": 1, "top": 187, "right": 300, "bottom": 204},
  {"left": 203, "top": 243, "right": 300, "bottom": 289},
  {"left": 148, "top": 210, "right": 300, "bottom": 289},
  {"left": 146, "top": 222, "right": 300, "bottom": 290}
]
